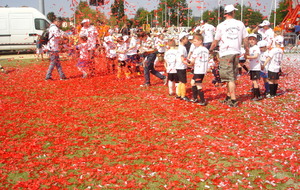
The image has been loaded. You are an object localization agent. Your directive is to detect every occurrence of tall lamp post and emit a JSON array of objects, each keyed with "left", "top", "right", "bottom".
[{"left": 39, "top": 0, "right": 45, "bottom": 15}]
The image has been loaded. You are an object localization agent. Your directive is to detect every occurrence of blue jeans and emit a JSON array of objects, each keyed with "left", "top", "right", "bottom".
[
  {"left": 143, "top": 53, "right": 165, "bottom": 84},
  {"left": 46, "top": 51, "right": 66, "bottom": 79}
]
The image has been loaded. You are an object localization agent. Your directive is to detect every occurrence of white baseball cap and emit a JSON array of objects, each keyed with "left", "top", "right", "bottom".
[
  {"left": 259, "top": 20, "right": 270, "bottom": 27},
  {"left": 257, "top": 40, "right": 268, "bottom": 47},
  {"left": 81, "top": 19, "right": 90, "bottom": 24},
  {"left": 179, "top": 32, "right": 189, "bottom": 40},
  {"left": 248, "top": 33, "right": 258, "bottom": 39},
  {"left": 224, "top": 4, "right": 238, "bottom": 14},
  {"left": 274, "top": 35, "right": 284, "bottom": 44}
]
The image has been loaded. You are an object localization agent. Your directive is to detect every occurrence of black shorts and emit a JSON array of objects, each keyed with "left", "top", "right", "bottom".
[
  {"left": 168, "top": 73, "right": 179, "bottom": 82},
  {"left": 176, "top": 69, "right": 187, "bottom": 83},
  {"left": 118, "top": 60, "right": 126, "bottom": 67},
  {"left": 250, "top": 71, "right": 261, "bottom": 80},
  {"left": 192, "top": 74, "right": 205, "bottom": 83},
  {"left": 268, "top": 71, "right": 279, "bottom": 80}
]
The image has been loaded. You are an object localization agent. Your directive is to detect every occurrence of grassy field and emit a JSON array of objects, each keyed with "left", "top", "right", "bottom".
[{"left": 0, "top": 55, "right": 299, "bottom": 189}]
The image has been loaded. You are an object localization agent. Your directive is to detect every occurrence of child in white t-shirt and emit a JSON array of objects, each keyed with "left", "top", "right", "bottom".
[
  {"left": 164, "top": 39, "right": 179, "bottom": 96},
  {"left": 258, "top": 40, "right": 270, "bottom": 95},
  {"left": 116, "top": 36, "right": 129, "bottom": 79},
  {"left": 262, "top": 36, "right": 284, "bottom": 98},
  {"left": 76, "top": 35, "right": 90, "bottom": 78},
  {"left": 245, "top": 34, "right": 262, "bottom": 101},
  {"left": 103, "top": 35, "right": 117, "bottom": 73},
  {"left": 188, "top": 33, "right": 209, "bottom": 106}
]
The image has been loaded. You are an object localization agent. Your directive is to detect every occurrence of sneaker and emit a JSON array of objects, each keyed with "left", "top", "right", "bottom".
[
  {"left": 189, "top": 99, "right": 198, "bottom": 103},
  {"left": 228, "top": 101, "right": 238, "bottom": 107},
  {"left": 140, "top": 83, "right": 150, "bottom": 87},
  {"left": 198, "top": 101, "right": 207, "bottom": 106},
  {"left": 182, "top": 96, "right": 190, "bottom": 101},
  {"left": 175, "top": 95, "right": 181, "bottom": 99},
  {"left": 266, "top": 94, "right": 272, "bottom": 98},
  {"left": 45, "top": 77, "right": 54, "bottom": 81},
  {"left": 219, "top": 99, "right": 230, "bottom": 104},
  {"left": 163, "top": 78, "right": 168, "bottom": 85},
  {"left": 60, "top": 77, "right": 68, "bottom": 80},
  {"left": 251, "top": 97, "right": 260, "bottom": 101}
]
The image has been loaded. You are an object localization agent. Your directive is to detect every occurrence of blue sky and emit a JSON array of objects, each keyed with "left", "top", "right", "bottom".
[{"left": 0, "top": 0, "right": 275, "bottom": 18}]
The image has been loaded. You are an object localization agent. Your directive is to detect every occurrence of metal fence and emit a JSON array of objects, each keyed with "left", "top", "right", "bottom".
[{"left": 283, "top": 33, "right": 299, "bottom": 53}]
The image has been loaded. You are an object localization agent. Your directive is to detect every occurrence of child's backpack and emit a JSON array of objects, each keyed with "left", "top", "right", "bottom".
[{"left": 40, "top": 29, "right": 50, "bottom": 45}]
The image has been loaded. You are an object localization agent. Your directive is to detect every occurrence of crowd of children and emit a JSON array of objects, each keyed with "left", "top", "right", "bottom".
[{"left": 31, "top": 17, "right": 285, "bottom": 107}]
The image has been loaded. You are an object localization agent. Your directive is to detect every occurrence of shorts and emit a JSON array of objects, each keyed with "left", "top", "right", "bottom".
[
  {"left": 192, "top": 74, "right": 205, "bottom": 83},
  {"left": 127, "top": 54, "right": 140, "bottom": 65},
  {"left": 176, "top": 69, "right": 187, "bottom": 83},
  {"left": 77, "top": 60, "right": 89, "bottom": 68},
  {"left": 250, "top": 71, "right": 261, "bottom": 80},
  {"left": 219, "top": 54, "right": 239, "bottom": 82},
  {"left": 168, "top": 73, "right": 179, "bottom": 82},
  {"left": 260, "top": 71, "right": 268, "bottom": 79},
  {"left": 36, "top": 48, "right": 43, "bottom": 54},
  {"left": 118, "top": 60, "right": 127, "bottom": 67},
  {"left": 268, "top": 71, "right": 279, "bottom": 80},
  {"left": 157, "top": 52, "right": 164, "bottom": 62}
]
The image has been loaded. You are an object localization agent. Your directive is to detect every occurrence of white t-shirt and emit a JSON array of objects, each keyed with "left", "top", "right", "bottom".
[
  {"left": 77, "top": 42, "right": 90, "bottom": 60},
  {"left": 191, "top": 46, "right": 209, "bottom": 74},
  {"left": 214, "top": 18, "right": 249, "bottom": 57},
  {"left": 127, "top": 37, "right": 139, "bottom": 55},
  {"left": 258, "top": 28, "right": 274, "bottom": 47},
  {"left": 80, "top": 25, "right": 99, "bottom": 50},
  {"left": 267, "top": 47, "right": 283, "bottom": 73},
  {"left": 249, "top": 45, "right": 261, "bottom": 71},
  {"left": 48, "top": 23, "right": 63, "bottom": 51},
  {"left": 117, "top": 42, "right": 128, "bottom": 61},
  {"left": 201, "top": 23, "right": 215, "bottom": 43},
  {"left": 176, "top": 45, "right": 188, "bottom": 70},
  {"left": 164, "top": 48, "right": 177, "bottom": 74},
  {"left": 260, "top": 50, "right": 269, "bottom": 73},
  {"left": 103, "top": 42, "right": 117, "bottom": 58}
]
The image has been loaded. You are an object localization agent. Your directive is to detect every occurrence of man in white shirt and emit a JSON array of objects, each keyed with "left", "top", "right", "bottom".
[
  {"left": 253, "top": 20, "right": 274, "bottom": 49},
  {"left": 199, "top": 20, "right": 215, "bottom": 50},
  {"left": 45, "top": 17, "right": 67, "bottom": 80},
  {"left": 209, "top": 4, "right": 249, "bottom": 107}
]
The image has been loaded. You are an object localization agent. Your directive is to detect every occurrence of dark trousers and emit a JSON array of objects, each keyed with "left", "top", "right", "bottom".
[{"left": 143, "top": 53, "right": 165, "bottom": 84}]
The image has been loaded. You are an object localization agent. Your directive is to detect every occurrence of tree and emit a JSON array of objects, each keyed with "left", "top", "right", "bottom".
[
  {"left": 75, "top": 1, "right": 106, "bottom": 25},
  {"left": 133, "top": 8, "right": 150, "bottom": 26},
  {"left": 270, "top": 0, "right": 289, "bottom": 26},
  {"left": 111, "top": 0, "right": 125, "bottom": 22},
  {"left": 156, "top": 0, "right": 191, "bottom": 27}
]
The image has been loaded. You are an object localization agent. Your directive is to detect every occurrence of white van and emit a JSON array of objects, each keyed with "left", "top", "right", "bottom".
[{"left": 0, "top": 7, "right": 50, "bottom": 51}]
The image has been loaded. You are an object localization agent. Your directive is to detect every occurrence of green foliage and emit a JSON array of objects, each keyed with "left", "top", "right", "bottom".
[
  {"left": 202, "top": 4, "right": 263, "bottom": 27},
  {"left": 270, "top": 0, "right": 289, "bottom": 26},
  {"left": 111, "top": 0, "right": 125, "bottom": 22},
  {"left": 75, "top": 1, "right": 106, "bottom": 25},
  {"left": 156, "top": 0, "right": 191, "bottom": 27}
]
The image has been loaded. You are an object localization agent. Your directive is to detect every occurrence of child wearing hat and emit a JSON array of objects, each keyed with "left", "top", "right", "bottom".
[
  {"left": 258, "top": 40, "right": 270, "bottom": 95},
  {"left": 245, "top": 33, "right": 262, "bottom": 101}
]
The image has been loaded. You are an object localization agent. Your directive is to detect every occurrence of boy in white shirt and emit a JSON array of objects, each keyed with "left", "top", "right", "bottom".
[
  {"left": 262, "top": 36, "right": 284, "bottom": 98},
  {"left": 116, "top": 36, "right": 128, "bottom": 79},
  {"left": 245, "top": 34, "right": 262, "bottom": 101},
  {"left": 176, "top": 32, "right": 190, "bottom": 101},
  {"left": 188, "top": 34, "right": 209, "bottom": 106},
  {"left": 164, "top": 39, "right": 179, "bottom": 96},
  {"left": 258, "top": 40, "right": 270, "bottom": 95},
  {"left": 76, "top": 35, "right": 90, "bottom": 78},
  {"left": 103, "top": 35, "right": 117, "bottom": 73}
]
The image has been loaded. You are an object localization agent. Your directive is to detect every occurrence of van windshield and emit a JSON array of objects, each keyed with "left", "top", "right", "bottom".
[{"left": 35, "top": 19, "right": 50, "bottom": 30}]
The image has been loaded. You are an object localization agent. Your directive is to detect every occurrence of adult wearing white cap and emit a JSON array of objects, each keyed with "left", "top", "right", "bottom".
[
  {"left": 80, "top": 19, "right": 100, "bottom": 76},
  {"left": 209, "top": 4, "right": 249, "bottom": 107},
  {"left": 253, "top": 20, "right": 274, "bottom": 49}
]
